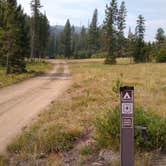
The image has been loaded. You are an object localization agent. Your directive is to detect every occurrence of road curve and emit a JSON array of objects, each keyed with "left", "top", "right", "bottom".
[{"left": 0, "top": 60, "right": 71, "bottom": 154}]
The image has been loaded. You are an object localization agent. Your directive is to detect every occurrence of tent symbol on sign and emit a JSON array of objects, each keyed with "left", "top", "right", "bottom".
[{"left": 123, "top": 92, "right": 131, "bottom": 100}]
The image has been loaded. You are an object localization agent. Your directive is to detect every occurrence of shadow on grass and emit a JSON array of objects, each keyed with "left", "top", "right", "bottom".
[{"left": 28, "top": 70, "right": 45, "bottom": 76}]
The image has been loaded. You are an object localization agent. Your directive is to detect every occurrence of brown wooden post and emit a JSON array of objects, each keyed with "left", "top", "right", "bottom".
[{"left": 120, "top": 86, "right": 134, "bottom": 166}]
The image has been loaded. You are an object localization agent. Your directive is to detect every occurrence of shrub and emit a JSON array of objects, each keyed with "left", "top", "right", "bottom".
[
  {"left": 156, "top": 49, "right": 166, "bottom": 63},
  {"left": 95, "top": 106, "right": 166, "bottom": 151},
  {"left": 74, "top": 51, "right": 91, "bottom": 59},
  {"left": 135, "top": 107, "right": 166, "bottom": 151},
  {"left": 95, "top": 107, "right": 120, "bottom": 150},
  {"left": 104, "top": 55, "right": 116, "bottom": 64},
  {"left": 91, "top": 52, "right": 107, "bottom": 58},
  {"left": 56, "top": 54, "right": 65, "bottom": 59}
]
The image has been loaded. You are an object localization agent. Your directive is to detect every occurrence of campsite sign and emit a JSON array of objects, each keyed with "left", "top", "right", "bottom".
[{"left": 120, "top": 86, "right": 134, "bottom": 166}]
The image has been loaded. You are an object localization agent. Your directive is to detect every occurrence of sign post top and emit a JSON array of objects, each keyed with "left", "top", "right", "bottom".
[
  {"left": 120, "top": 86, "right": 134, "bottom": 102},
  {"left": 120, "top": 86, "right": 134, "bottom": 91}
]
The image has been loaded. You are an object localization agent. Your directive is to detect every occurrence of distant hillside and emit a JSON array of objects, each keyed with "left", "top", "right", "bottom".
[{"left": 50, "top": 25, "right": 82, "bottom": 36}]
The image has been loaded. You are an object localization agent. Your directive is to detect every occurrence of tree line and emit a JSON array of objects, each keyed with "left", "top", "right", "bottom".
[
  {"left": 52, "top": 0, "right": 166, "bottom": 64},
  {"left": 0, "top": 0, "right": 166, "bottom": 74},
  {"left": 0, "top": 0, "right": 50, "bottom": 74}
]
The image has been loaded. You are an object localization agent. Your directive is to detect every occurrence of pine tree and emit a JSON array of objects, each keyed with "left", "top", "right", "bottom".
[
  {"left": 88, "top": 8, "right": 99, "bottom": 55},
  {"left": 30, "top": 0, "right": 42, "bottom": 60},
  {"left": 98, "top": 25, "right": 107, "bottom": 52},
  {"left": 127, "top": 27, "right": 135, "bottom": 61},
  {"left": 117, "top": 1, "right": 127, "bottom": 57},
  {"left": 0, "top": 0, "right": 6, "bottom": 66},
  {"left": 5, "top": 1, "right": 26, "bottom": 73},
  {"left": 16, "top": 6, "right": 30, "bottom": 62},
  {"left": 71, "top": 25, "right": 76, "bottom": 57},
  {"left": 135, "top": 15, "right": 145, "bottom": 40},
  {"left": 47, "top": 35, "right": 56, "bottom": 58},
  {"left": 104, "top": 0, "right": 118, "bottom": 64},
  {"left": 71, "top": 26, "right": 87, "bottom": 59},
  {"left": 63, "top": 19, "right": 71, "bottom": 59},
  {"left": 23, "top": 14, "right": 31, "bottom": 58},
  {"left": 133, "top": 15, "right": 146, "bottom": 62},
  {"left": 155, "top": 28, "right": 165, "bottom": 46},
  {"left": 79, "top": 26, "right": 88, "bottom": 51},
  {"left": 0, "top": 0, "right": 6, "bottom": 28},
  {"left": 38, "top": 13, "right": 50, "bottom": 58}
]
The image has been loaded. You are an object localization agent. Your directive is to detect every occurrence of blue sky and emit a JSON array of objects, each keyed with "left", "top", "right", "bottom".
[{"left": 17, "top": 0, "right": 166, "bottom": 41}]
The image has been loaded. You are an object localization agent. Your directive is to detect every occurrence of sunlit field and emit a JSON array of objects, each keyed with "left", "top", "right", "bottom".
[{"left": 69, "top": 58, "right": 166, "bottom": 115}]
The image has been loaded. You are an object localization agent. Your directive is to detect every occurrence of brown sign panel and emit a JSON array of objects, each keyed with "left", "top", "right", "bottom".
[
  {"left": 122, "top": 117, "right": 133, "bottom": 128},
  {"left": 120, "top": 86, "right": 134, "bottom": 166}
]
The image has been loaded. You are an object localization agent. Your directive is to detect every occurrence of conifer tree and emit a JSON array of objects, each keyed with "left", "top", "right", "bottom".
[
  {"left": 88, "top": 8, "right": 99, "bottom": 55},
  {"left": 71, "top": 25, "right": 76, "bottom": 57},
  {"left": 38, "top": 13, "right": 49, "bottom": 58},
  {"left": 30, "top": 0, "right": 42, "bottom": 60},
  {"left": 117, "top": 1, "right": 127, "bottom": 57},
  {"left": 5, "top": 0, "right": 26, "bottom": 73},
  {"left": 127, "top": 27, "right": 135, "bottom": 61},
  {"left": 155, "top": 28, "right": 165, "bottom": 46},
  {"left": 0, "top": 0, "right": 6, "bottom": 65},
  {"left": 63, "top": 19, "right": 71, "bottom": 59},
  {"left": 98, "top": 25, "right": 107, "bottom": 52},
  {"left": 0, "top": 0, "right": 6, "bottom": 28},
  {"left": 79, "top": 26, "right": 88, "bottom": 51},
  {"left": 47, "top": 35, "right": 56, "bottom": 58},
  {"left": 104, "top": 0, "right": 118, "bottom": 64},
  {"left": 133, "top": 15, "right": 146, "bottom": 62},
  {"left": 22, "top": 14, "right": 31, "bottom": 58}
]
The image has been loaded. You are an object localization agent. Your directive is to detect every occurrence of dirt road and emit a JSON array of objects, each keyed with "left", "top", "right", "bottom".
[{"left": 0, "top": 60, "right": 71, "bottom": 154}]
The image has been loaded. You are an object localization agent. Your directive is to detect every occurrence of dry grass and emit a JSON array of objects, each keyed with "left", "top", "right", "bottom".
[
  {"left": 4, "top": 58, "right": 166, "bottom": 165},
  {"left": 0, "top": 156, "right": 8, "bottom": 166},
  {"left": 56, "top": 65, "right": 64, "bottom": 73},
  {"left": 70, "top": 59, "right": 166, "bottom": 116}
]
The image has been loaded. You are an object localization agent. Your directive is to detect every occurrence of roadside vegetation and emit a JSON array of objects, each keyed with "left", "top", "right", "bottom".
[
  {"left": 3, "top": 58, "right": 165, "bottom": 165},
  {"left": 95, "top": 106, "right": 166, "bottom": 151},
  {"left": 0, "top": 61, "right": 52, "bottom": 88}
]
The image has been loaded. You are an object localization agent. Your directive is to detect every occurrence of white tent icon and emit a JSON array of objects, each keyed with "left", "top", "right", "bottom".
[{"left": 123, "top": 92, "right": 131, "bottom": 99}]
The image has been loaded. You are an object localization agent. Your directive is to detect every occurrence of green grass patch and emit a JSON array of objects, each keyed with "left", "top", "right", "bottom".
[
  {"left": 0, "top": 60, "right": 52, "bottom": 88},
  {"left": 79, "top": 146, "right": 94, "bottom": 155}
]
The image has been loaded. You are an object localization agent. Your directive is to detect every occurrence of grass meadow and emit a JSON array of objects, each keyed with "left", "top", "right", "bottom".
[{"left": 1, "top": 58, "right": 166, "bottom": 165}]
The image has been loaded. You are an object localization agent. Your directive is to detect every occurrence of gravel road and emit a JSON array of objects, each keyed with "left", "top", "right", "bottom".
[{"left": 0, "top": 60, "right": 71, "bottom": 154}]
